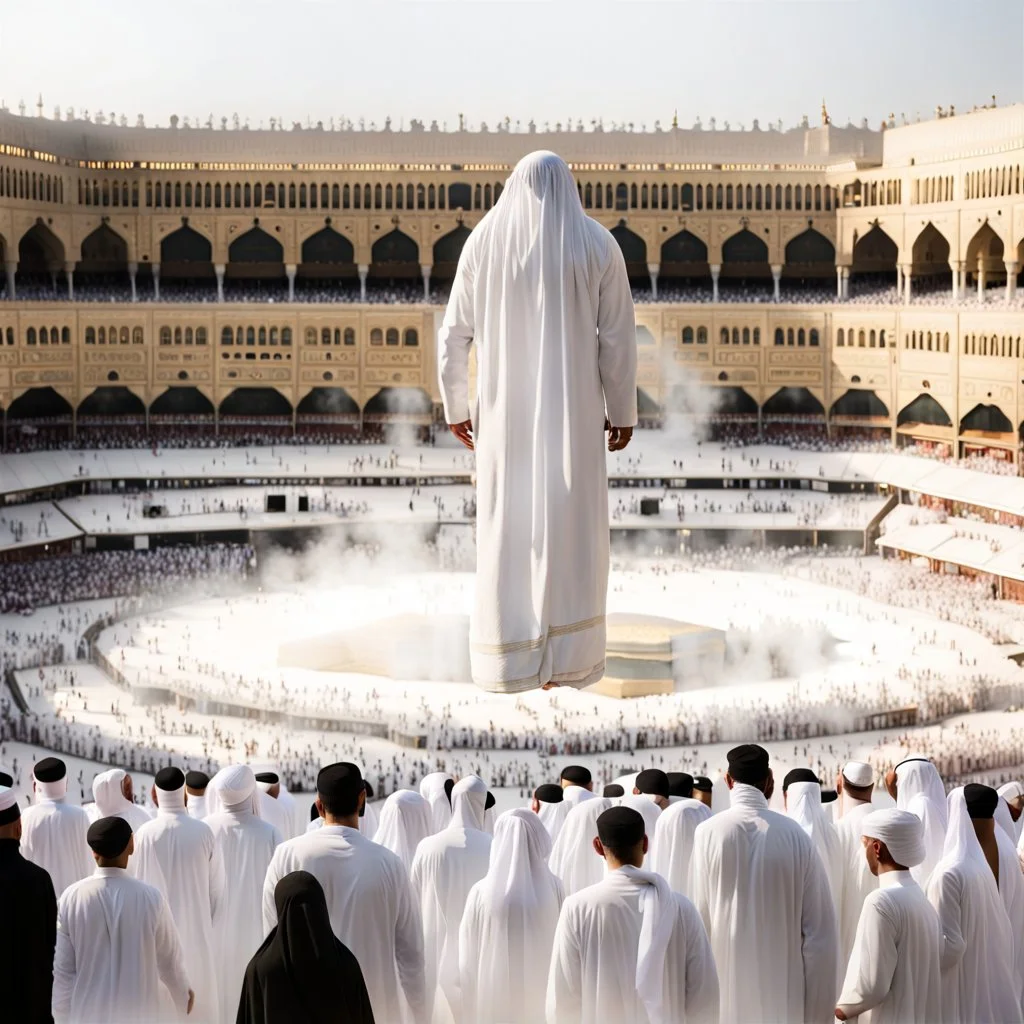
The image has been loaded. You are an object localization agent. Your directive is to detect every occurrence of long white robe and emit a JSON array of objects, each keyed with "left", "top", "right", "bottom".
[
  {"left": 374, "top": 789, "right": 433, "bottom": 872},
  {"left": 438, "top": 150, "right": 638, "bottom": 693},
  {"left": 459, "top": 809, "right": 564, "bottom": 1024},
  {"left": 926, "top": 788, "right": 1021, "bottom": 1024},
  {"left": 419, "top": 773, "right": 453, "bottom": 833},
  {"left": 995, "top": 825, "right": 1024, "bottom": 1011},
  {"left": 546, "top": 866, "right": 719, "bottom": 1024},
  {"left": 132, "top": 805, "right": 225, "bottom": 1024},
  {"left": 257, "top": 790, "right": 292, "bottom": 841},
  {"left": 834, "top": 798, "right": 878, "bottom": 971},
  {"left": 410, "top": 778, "right": 493, "bottom": 1021},
  {"left": 894, "top": 760, "right": 947, "bottom": 889},
  {"left": 20, "top": 797, "right": 93, "bottom": 898},
  {"left": 690, "top": 783, "right": 838, "bottom": 1024},
  {"left": 548, "top": 797, "right": 613, "bottom": 896},
  {"left": 89, "top": 769, "right": 153, "bottom": 832},
  {"left": 205, "top": 806, "right": 282, "bottom": 1024},
  {"left": 650, "top": 797, "right": 712, "bottom": 899},
  {"left": 785, "top": 781, "right": 845, "bottom": 911},
  {"left": 263, "top": 823, "right": 428, "bottom": 1024},
  {"left": 536, "top": 797, "right": 571, "bottom": 841},
  {"left": 620, "top": 794, "right": 662, "bottom": 858},
  {"left": 836, "top": 870, "right": 941, "bottom": 1024},
  {"left": 53, "top": 866, "right": 191, "bottom": 1024}
]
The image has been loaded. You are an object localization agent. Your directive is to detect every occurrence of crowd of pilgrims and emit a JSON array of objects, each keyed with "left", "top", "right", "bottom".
[{"left": 5, "top": 748, "right": 1024, "bottom": 1023}]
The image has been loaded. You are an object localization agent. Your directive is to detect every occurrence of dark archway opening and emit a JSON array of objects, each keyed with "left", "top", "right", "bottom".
[
  {"left": 659, "top": 230, "right": 710, "bottom": 297},
  {"left": 160, "top": 225, "right": 216, "bottom": 300},
  {"left": 17, "top": 223, "right": 66, "bottom": 298},
  {"left": 782, "top": 228, "right": 835, "bottom": 300},
  {"left": 148, "top": 386, "right": 215, "bottom": 440},
  {"left": 369, "top": 230, "right": 420, "bottom": 295},
  {"left": 297, "top": 227, "right": 358, "bottom": 300},
  {"left": 76, "top": 387, "right": 146, "bottom": 447},
  {"left": 363, "top": 387, "right": 434, "bottom": 440},
  {"left": 219, "top": 387, "right": 293, "bottom": 439},
  {"left": 721, "top": 228, "right": 771, "bottom": 299},
  {"left": 226, "top": 227, "right": 287, "bottom": 302},
  {"left": 897, "top": 393, "right": 952, "bottom": 427},
  {"left": 296, "top": 387, "right": 361, "bottom": 437},
  {"left": 959, "top": 402, "right": 1013, "bottom": 435},
  {"left": 432, "top": 226, "right": 472, "bottom": 284},
  {"left": 4, "top": 386, "right": 73, "bottom": 448},
  {"left": 850, "top": 225, "right": 897, "bottom": 299},
  {"left": 910, "top": 223, "right": 952, "bottom": 299},
  {"left": 610, "top": 224, "right": 649, "bottom": 288},
  {"left": 763, "top": 386, "right": 825, "bottom": 439},
  {"left": 829, "top": 389, "right": 890, "bottom": 440},
  {"left": 77, "top": 225, "right": 131, "bottom": 300}
]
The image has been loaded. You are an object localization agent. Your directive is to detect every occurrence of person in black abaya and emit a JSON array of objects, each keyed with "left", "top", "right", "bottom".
[{"left": 236, "top": 870, "right": 375, "bottom": 1024}]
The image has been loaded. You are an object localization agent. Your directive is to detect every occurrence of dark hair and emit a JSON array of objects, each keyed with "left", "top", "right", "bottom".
[{"left": 316, "top": 763, "right": 364, "bottom": 818}]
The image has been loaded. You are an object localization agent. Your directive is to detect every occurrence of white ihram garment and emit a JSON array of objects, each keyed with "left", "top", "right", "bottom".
[
  {"left": 690, "top": 783, "right": 838, "bottom": 1024},
  {"left": 785, "top": 780, "right": 845, "bottom": 910},
  {"left": 53, "top": 867, "right": 191, "bottom": 1024},
  {"left": 548, "top": 796, "right": 613, "bottom": 895},
  {"left": 20, "top": 783, "right": 93, "bottom": 898},
  {"left": 925, "top": 787, "right": 1022, "bottom": 1024},
  {"left": 438, "top": 150, "right": 638, "bottom": 693},
  {"left": 834, "top": 797, "right": 878, "bottom": 970},
  {"left": 459, "top": 809, "right": 564, "bottom": 1024},
  {"left": 419, "top": 773, "right": 453, "bottom": 833},
  {"left": 535, "top": 796, "right": 570, "bottom": 841},
  {"left": 620, "top": 794, "right": 662, "bottom": 859},
  {"left": 546, "top": 864, "right": 719, "bottom": 1024},
  {"left": 895, "top": 759, "right": 947, "bottom": 889},
  {"left": 994, "top": 823, "right": 1024, "bottom": 1010},
  {"left": 89, "top": 769, "right": 153, "bottom": 832},
  {"left": 650, "top": 797, "right": 712, "bottom": 899},
  {"left": 374, "top": 789, "right": 433, "bottom": 872}
]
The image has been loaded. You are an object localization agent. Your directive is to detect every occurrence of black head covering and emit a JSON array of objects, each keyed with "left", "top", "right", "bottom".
[
  {"left": 87, "top": 816, "right": 133, "bottom": 858},
  {"left": 238, "top": 871, "right": 375, "bottom": 1024},
  {"left": 185, "top": 770, "right": 209, "bottom": 791},
  {"left": 964, "top": 783, "right": 999, "bottom": 820},
  {"left": 363, "top": 780, "right": 375, "bottom": 799},
  {"left": 255, "top": 772, "right": 280, "bottom": 786},
  {"left": 309, "top": 801, "right": 320, "bottom": 822},
  {"left": 783, "top": 768, "right": 819, "bottom": 792},
  {"left": 635, "top": 768, "right": 670, "bottom": 799},
  {"left": 484, "top": 791, "right": 496, "bottom": 811},
  {"left": 692, "top": 776, "right": 713, "bottom": 793},
  {"left": 597, "top": 807, "right": 646, "bottom": 849},
  {"left": 667, "top": 772, "right": 694, "bottom": 798},
  {"left": 602, "top": 784, "right": 625, "bottom": 799},
  {"left": 534, "top": 784, "right": 563, "bottom": 804},
  {"left": 443, "top": 778, "right": 455, "bottom": 807},
  {"left": 155, "top": 766, "right": 185, "bottom": 791},
  {"left": 821, "top": 789, "right": 839, "bottom": 804},
  {"left": 0, "top": 770, "right": 13, "bottom": 788},
  {"left": 34, "top": 758, "right": 66, "bottom": 783},
  {"left": 727, "top": 744, "right": 770, "bottom": 786},
  {"left": 560, "top": 765, "right": 592, "bottom": 787}
]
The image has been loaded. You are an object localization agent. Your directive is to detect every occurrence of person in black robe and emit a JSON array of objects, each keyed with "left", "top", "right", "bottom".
[
  {"left": 0, "top": 786, "right": 57, "bottom": 1023},
  {"left": 236, "top": 870, "right": 375, "bottom": 1024}
]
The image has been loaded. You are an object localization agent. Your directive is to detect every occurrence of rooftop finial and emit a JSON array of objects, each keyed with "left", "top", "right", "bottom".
[
  {"left": 820, "top": 98, "right": 830, "bottom": 126},
  {"left": 672, "top": 109, "right": 678, "bottom": 129}
]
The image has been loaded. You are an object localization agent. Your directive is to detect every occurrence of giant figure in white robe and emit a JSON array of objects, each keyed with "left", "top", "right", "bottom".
[{"left": 438, "top": 150, "right": 638, "bottom": 693}]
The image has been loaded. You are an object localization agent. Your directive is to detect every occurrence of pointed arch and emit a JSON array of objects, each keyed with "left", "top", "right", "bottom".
[
  {"left": 77, "top": 386, "right": 146, "bottom": 417},
  {"left": 219, "top": 387, "right": 292, "bottom": 416},
  {"left": 784, "top": 228, "right": 835, "bottom": 266},
  {"left": 660, "top": 229, "right": 708, "bottom": 265},
  {"left": 363, "top": 387, "right": 433, "bottom": 420},
  {"left": 79, "top": 224, "right": 129, "bottom": 270},
  {"left": 721, "top": 228, "right": 769, "bottom": 264},
  {"left": 371, "top": 229, "right": 419, "bottom": 265},
  {"left": 910, "top": 222, "right": 951, "bottom": 272},
  {"left": 610, "top": 224, "right": 647, "bottom": 266},
  {"left": 851, "top": 225, "right": 898, "bottom": 273},
  {"left": 150, "top": 387, "right": 215, "bottom": 416},
  {"left": 301, "top": 227, "right": 355, "bottom": 264},
  {"left": 959, "top": 403, "right": 1013, "bottom": 434},
  {"left": 762, "top": 387, "right": 824, "bottom": 417},
  {"left": 18, "top": 222, "right": 66, "bottom": 272},
  {"left": 432, "top": 225, "right": 473, "bottom": 272},
  {"left": 160, "top": 225, "right": 213, "bottom": 264},
  {"left": 7, "top": 386, "right": 72, "bottom": 419},
  {"left": 897, "top": 394, "right": 952, "bottom": 427},
  {"left": 829, "top": 390, "right": 889, "bottom": 418},
  {"left": 228, "top": 227, "right": 284, "bottom": 264},
  {"left": 296, "top": 387, "right": 360, "bottom": 417}
]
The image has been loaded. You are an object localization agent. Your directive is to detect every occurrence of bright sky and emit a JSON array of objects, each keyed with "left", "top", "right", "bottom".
[{"left": 0, "top": 0, "right": 1020, "bottom": 131}]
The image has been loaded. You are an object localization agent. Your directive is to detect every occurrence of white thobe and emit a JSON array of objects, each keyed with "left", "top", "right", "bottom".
[
  {"left": 836, "top": 870, "right": 941, "bottom": 1024},
  {"left": 53, "top": 867, "right": 191, "bottom": 1024},
  {"left": 690, "top": 783, "right": 838, "bottom": 1024},
  {"left": 263, "top": 824, "right": 428, "bottom": 1024},
  {"left": 205, "top": 807, "right": 282, "bottom": 1024},
  {"left": 994, "top": 825, "right": 1024, "bottom": 1009},
  {"left": 549, "top": 797, "right": 613, "bottom": 896},
  {"left": 411, "top": 824, "right": 493, "bottom": 1021},
  {"left": 546, "top": 867, "right": 719, "bottom": 1024},
  {"left": 438, "top": 151, "right": 638, "bottom": 692},
  {"left": 257, "top": 790, "right": 292, "bottom": 841},
  {"left": 621, "top": 795, "right": 662, "bottom": 858},
  {"left": 650, "top": 797, "right": 711, "bottom": 899},
  {"left": 132, "top": 808, "right": 225, "bottom": 1024},
  {"left": 186, "top": 795, "right": 208, "bottom": 821},
  {"left": 536, "top": 799, "right": 570, "bottom": 841},
  {"left": 835, "top": 798, "right": 878, "bottom": 970},
  {"left": 20, "top": 799, "right": 93, "bottom": 898}
]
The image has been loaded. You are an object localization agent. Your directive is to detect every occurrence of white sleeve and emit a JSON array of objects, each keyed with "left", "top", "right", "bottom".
[
  {"left": 457, "top": 890, "right": 480, "bottom": 1024},
  {"left": 392, "top": 859, "right": 430, "bottom": 1024},
  {"left": 437, "top": 246, "right": 475, "bottom": 425},
  {"left": 52, "top": 898, "right": 76, "bottom": 1022},
  {"left": 596, "top": 238, "right": 638, "bottom": 428},
  {"left": 206, "top": 830, "right": 226, "bottom": 921},
  {"left": 800, "top": 844, "right": 840, "bottom": 1023},
  {"left": 153, "top": 893, "right": 192, "bottom": 1013},
  {"left": 928, "top": 869, "right": 967, "bottom": 972},
  {"left": 261, "top": 848, "right": 283, "bottom": 936},
  {"left": 679, "top": 896, "right": 720, "bottom": 1024},
  {"left": 546, "top": 902, "right": 583, "bottom": 1024},
  {"left": 836, "top": 895, "right": 897, "bottom": 1019}
]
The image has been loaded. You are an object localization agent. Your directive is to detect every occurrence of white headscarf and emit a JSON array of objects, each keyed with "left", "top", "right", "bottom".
[
  {"left": 563, "top": 785, "right": 596, "bottom": 807},
  {"left": 449, "top": 775, "right": 488, "bottom": 831},
  {"left": 480, "top": 808, "right": 560, "bottom": 914},
  {"left": 619, "top": 794, "right": 662, "bottom": 857},
  {"left": 419, "top": 772, "right": 453, "bottom": 833},
  {"left": 650, "top": 798, "right": 712, "bottom": 897},
  {"left": 374, "top": 790, "right": 432, "bottom": 872},
  {"left": 548, "top": 796, "right": 612, "bottom": 895},
  {"left": 92, "top": 769, "right": 132, "bottom": 817},
  {"left": 535, "top": 795, "right": 570, "bottom": 841},
  {"left": 860, "top": 808, "right": 926, "bottom": 867},
  {"left": 894, "top": 758, "right": 947, "bottom": 886},
  {"left": 996, "top": 782, "right": 1024, "bottom": 843},
  {"left": 207, "top": 764, "right": 260, "bottom": 816}
]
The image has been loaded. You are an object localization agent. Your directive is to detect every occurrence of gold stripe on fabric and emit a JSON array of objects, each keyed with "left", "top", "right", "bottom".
[{"left": 470, "top": 613, "right": 605, "bottom": 656}]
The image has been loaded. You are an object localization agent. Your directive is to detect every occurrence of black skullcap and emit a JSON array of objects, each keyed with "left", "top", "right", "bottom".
[
  {"left": 692, "top": 776, "right": 713, "bottom": 793},
  {"left": 443, "top": 778, "right": 455, "bottom": 807},
  {"left": 185, "top": 771, "right": 209, "bottom": 790},
  {"left": 485, "top": 792, "right": 496, "bottom": 811},
  {"left": 0, "top": 770, "right": 13, "bottom": 788},
  {"left": 34, "top": 757, "right": 66, "bottom": 783},
  {"left": 255, "top": 771, "right": 280, "bottom": 786},
  {"left": 317, "top": 762, "right": 363, "bottom": 804},
  {"left": 667, "top": 772, "right": 694, "bottom": 798},
  {"left": 597, "top": 806, "right": 646, "bottom": 849},
  {"left": 635, "top": 768, "right": 670, "bottom": 799},
  {"left": 155, "top": 767, "right": 185, "bottom": 791},
  {"left": 535, "top": 784, "right": 564, "bottom": 804},
  {"left": 0, "top": 788, "right": 20, "bottom": 827},
  {"left": 603, "top": 784, "right": 625, "bottom": 798},
  {"left": 964, "top": 783, "right": 999, "bottom": 820},
  {"left": 87, "top": 816, "right": 133, "bottom": 858},
  {"left": 727, "top": 744, "right": 770, "bottom": 786},
  {"left": 310, "top": 801, "right": 319, "bottom": 822},
  {"left": 560, "top": 765, "right": 592, "bottom": 786},
  {"left": 893, "top": 757, "right": 930, "bottom": 773},
  {"left": 783, "top": 768, "right": 819, "bottom": 792},
  {"left": 821, "top": 789, "right": 839, "bottom": 804}
]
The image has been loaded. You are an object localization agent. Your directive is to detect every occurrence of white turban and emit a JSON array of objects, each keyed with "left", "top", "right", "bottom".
[
  {"left": 0, "top": 786, "right": 19, "bottom": 819},
  {"left": 208, "top": 765, "right": 260, "bottom": 816},
  {"left": 861, "top": 808, "right": 926, "bottom": 868},
  {"left": 843, "top": 761, "right": 873, "bottom": 787}
]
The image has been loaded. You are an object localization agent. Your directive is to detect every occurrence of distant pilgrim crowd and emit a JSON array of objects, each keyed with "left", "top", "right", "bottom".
[{"left": 3, "top": 746, "right": 1024, "bottom": 1023}]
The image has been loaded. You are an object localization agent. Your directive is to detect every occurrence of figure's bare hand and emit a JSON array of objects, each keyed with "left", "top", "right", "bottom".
[
  {"left": 607, "top": 425, "right": 633, "bottom": 452},
  {"left": 186, "top": 990, "right": 195, "bottom": 1015},
  {"left": 449, "top": 420, "right": 474, "bottom": 450}
]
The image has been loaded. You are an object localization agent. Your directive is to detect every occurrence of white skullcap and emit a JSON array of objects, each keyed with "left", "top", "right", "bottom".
[
  {"left": 861, "top": 808, "right": 926, "bottom": 868},
  {"left": 843, "top": 761, "right": 874, "bottom": 787},
  {"left": 0, "top": 786, "right": 19, "bottom": 813},
  {"left": 213, "top": 765, "right": 257, "bottom": 810}
]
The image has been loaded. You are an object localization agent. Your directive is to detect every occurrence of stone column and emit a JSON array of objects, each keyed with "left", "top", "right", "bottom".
[
  {"left": 1005, "top": 260, "right": 1018, "bottom": 302},
  {"left": 50, "top": 268, "right": 59, "bottom": 293},
  {"left": 647, "top": 262, "right": 660, "bottom": 300},
  {"left": 976, "top": 256, "right": 986, "bottom": 302},
  {"left": 358, "top": 263, "right": 369, "bottom": 303},
  {"left": 770, "top": 264, "right": 782, "bottom": 302},
  {"left": 710, "top": 263, "right": 721, "bottom": 303},
  {"left": 900, "top": 264, "right": 912, "bottom": 304},
  {"left": 285, "top": 263, "right": 297, "bottom": 303},
  {"left": 4, "top": 261, "right": 15, "bottom": 300},
  {"left": 843, "top": 267, "right": 851, "bottom": 300},
  {"left": 949, "top": 260, "right": 963, "bottom": 302},
  {"left": 835, "top": 265, "right": 844, "bottom": 300},
  {"left": 65, "top": 262, "right": 75, "bottom": 301},
  {"left": 127, "top": 261, "right": 138, "bottom": 303},
  {"left": 420, "top": 263, "right": 432, "bottom": 302},
  {"left": 152, "top": 262, "right": 161, "bottom": 301},
  {"left": 214, "top": 263, "right": 225, "bottom": 303}
]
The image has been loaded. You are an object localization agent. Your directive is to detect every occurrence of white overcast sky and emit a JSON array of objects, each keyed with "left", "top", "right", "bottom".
[{"left": 0, "top": 0, "right": 1021, "bottom": 130}]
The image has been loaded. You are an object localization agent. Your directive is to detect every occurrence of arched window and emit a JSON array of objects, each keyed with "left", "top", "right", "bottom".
[
  {"left": 97, "top": 327, "right": 106, "bottom": 344},
  {"left": 181, "top": 327, "right": 192, "bottom": 345},
  {"left": 321, "top": 328, "right": 331, "bottom": 345},
  {"left": 196, "top": 327, "right": 207, "bottom": 345},
  {"left": 120, "top": 327, "right": 130, "bottom": 344},
  {"left": 879, "top": 330, "right": 886, "bottom": 348},
  {"left": 344, "top": 328, "right": 356, "bottom": 345},
  {"left": 716, "top": 185, "right": 723, "bottom": 209},
  {"left": 233, "top": 184, "right": 242, "bottom": 207},
  {"left": 726, "top": 185, "right": 733, "bottom": 210},
  {"left": 720, "top": 327, "right": 729, "bottom": 344},
  {"left": 785, "top": 184, "right": 792, "bottom": 210},
  {"left": 370, "top": 328, "right": 384, "bottom": 345},
  {"left": 63, "top": 327, "right": 72, "bottom": 344},
  {"left": 246, "top": 327, "right": 255, "bottom": 346},
  {"left": 584, "top": 183, "right": 593, "bottom": 207},
  {"left": 869, "top": 329, "right": 877, "bottom": 347},
  {"left": 386, "top": 328, "right": 400, "bottom": 346},
  {"left": 428, "top": 184, "right": 436, "bottom": 209},
  {"left": 837, "top": 328, "right": 845, "bottom": 346},
  {"left": 775, "top": 185, "right": 782, "bottom": 208},
  {"left": 222, "top": 327, "right": 233, "bottom": 345},
  {"left": 159, "top": 326, "right": 171, "bottom": 345},
  {"left": 695, "top": 184, "right": 703, "bottom": 210},
  {"left": 375, "top": 184, "right": 383, "bottom": 209},
  {"left": 281, "top": 328, "right": 292, "bottom": 346},
  {"left": 184, "top": 183, "right": 192, "bottom": 207},
  {"left": 858, "top": 330, "right": 866, "bottom": 347},
  {"left": 26, "top": 327, "right": 36, "bottom": 345},
  {"left": 731, "top": 327, "right": 740, "bottom": 345},
  {"left": 775, "top": 327, "right": 785, "bottom": 346},
  {"left": 332, "top": 184, "right": 340, "bottom": 208},
  {"left": 787, "top": 328, "right": 794, "bottom": 346},
  {"left": 305, "top": 327, "right": 317, "bottom": 345},
  {"left": 697, "top": 327, "right": 708, "bottom": 344},
  {"left": 682, "top": 327, "right": 694, "bottom": 344},
  {"left": 797, "top": 328, "right": 805, "bottom": 346},
  {"left": 270, "top": 327, "right": 278, "bottom": 345},
  {"left": 809, "top": 329, "right": 819, "bottom": 347},
  {"left": 214, "top": 183, "right": 221, "bottom": 207},
  {"left": 173, "top": 327, "right": 183, "bottom": 345},
  {"left": 385, "top": 184, "right": 393, "bottom": 209},
  {"left": 39, "top": 327, "right": 48, "bottom": 345},
  {"left": 942, "top": 331, "right": 948, "bottom": 352},
  {"left": 742, "top": 327, "right": 750, "bottom": 344},
  {"left": 342, "top": 184, "right": 350, "bottom": 209},
  {"left": 404, "top": 328, "right": 419, "bottom": 347},
  {"left": 332, "top": 328, "right": 340, "bottom": 345}
]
